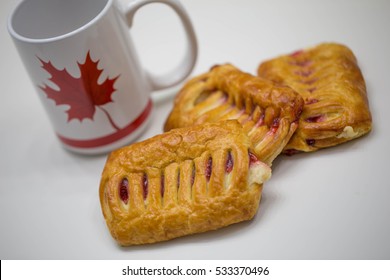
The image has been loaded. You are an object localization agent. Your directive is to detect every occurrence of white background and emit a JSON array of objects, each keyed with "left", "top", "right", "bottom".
[{"left": 1, "top": 0, "right": 389, "bottom": 259}]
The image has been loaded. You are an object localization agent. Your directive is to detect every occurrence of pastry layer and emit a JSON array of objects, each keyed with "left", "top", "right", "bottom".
[
  {"left": 257, "top": 43, "right": 372, "bottom": 152},
  {"left": 164, "top": 64, "right": 303, "bottom": 165},
  {"left": 100, "top": 121, "right": 271, "bottom": 245}
]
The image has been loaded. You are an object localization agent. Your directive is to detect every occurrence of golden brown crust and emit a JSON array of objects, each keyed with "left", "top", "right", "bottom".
[
  {"left": 99, "top": 121, "right": 271, "bottom": 246},
  {"left": 164, "top": 64, "right": 304, "bottom": 165},
  {"left": 257, "top": 42, "right": 372, "bottom": 152}
]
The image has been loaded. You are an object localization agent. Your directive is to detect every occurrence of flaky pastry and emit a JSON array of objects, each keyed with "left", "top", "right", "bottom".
[
  {"left": 99, "top": 121, "right": 271, "bottom": 246},
  {"left": 257, "top": 43, "right": 372, "bottom": 153},
  {"left": 164, "top": 64, "right": 303, "bottom": 165}
]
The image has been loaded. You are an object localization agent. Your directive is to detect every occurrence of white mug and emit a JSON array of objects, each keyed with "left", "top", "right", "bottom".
[{"left": 7, "top": 0, "right": 197, "bottom": 154}]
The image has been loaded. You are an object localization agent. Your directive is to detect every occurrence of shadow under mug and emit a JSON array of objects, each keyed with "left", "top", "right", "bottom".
[{"left": 7, "top": 0, "right": 197, "bottom": 155}]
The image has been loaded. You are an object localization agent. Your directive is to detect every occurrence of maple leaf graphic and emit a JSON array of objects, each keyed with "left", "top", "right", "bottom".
[{"left": 38, "top": 51, "right": 120, "bottom": 130}]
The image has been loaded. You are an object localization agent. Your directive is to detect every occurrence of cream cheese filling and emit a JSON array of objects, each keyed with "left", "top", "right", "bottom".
[
  {"left": 336, "top": 126, "right": 358, "bottom": 139},
  {"left": 248, "top": 162, "right": 272, "bottom": 186}
]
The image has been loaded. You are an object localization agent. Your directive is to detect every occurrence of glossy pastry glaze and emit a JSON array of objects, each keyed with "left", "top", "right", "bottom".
[
  {"left": 164, "top": 64, "right": 304, "bottom": 165},
  {"left": 100, "top": 121, "right": 271, "bottom": 245},
  {"left": 257, "top": 43, "right": 372, "bottom": 153}
]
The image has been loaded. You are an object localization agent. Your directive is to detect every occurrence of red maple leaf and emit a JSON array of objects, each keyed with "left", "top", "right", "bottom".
[{"left": 38, "top": 52, "right": 120, "bottom": 130}]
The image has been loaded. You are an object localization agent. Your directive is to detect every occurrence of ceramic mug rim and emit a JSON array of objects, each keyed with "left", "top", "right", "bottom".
[{"left": 8, "top": 0, "right": 113, "bottom": 44}]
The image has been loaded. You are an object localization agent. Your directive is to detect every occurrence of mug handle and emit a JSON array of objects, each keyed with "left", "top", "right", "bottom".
[{"left": 122, "top": 0, "right": 198, "bottom": 93}]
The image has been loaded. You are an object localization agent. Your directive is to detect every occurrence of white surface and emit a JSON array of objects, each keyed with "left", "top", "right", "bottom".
[{"left": 1, "top": 0, "right": 389, "bottom": 259}]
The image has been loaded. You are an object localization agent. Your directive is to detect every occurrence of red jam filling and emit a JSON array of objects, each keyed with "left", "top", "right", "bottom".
[
  {"left": 305, "top": 115, "right": 325, "bottom": 123},
  {"left": 177, "top": 171, "right": 180, "bottom": 189},
  {"left": 248, "top": 151, "right": 259, "bottom": 166},
  {"left": 270, "top": 118, "right": 280, "bottom": 133},
  {"left": 306, "top": 139, "right": 316, "bottom": 146},
  {"left": 160, "top": 174, "right": 165, "bottom": 198},
  {"left": 205, "top": 157, "right": 212, "bottom": 182},
  {"left": 289, "top": 60, "right": 312, "bottom": 67},
  {"left": 290, "top": 50, "right": 303, "bottom": 57},
  {"left": 191, "top": 166, "right": 195, "bottom": 186},
  {"left": 226, "top": 152, "right": 234, "bottom": 173},
  {"left": 284, "top": 149, "right": 301, "bottom": 156},
  {"left": 305, "top": 98, "right": 319, "bottom": 105},
  {"left": 119, "top": 178, "right": 129, "bottom": 204},
  {"left": 255, "top": 113, "right": 265, "bottom": 127},
  {"left": 142, "top": 173, "right": 148, "bottom": 200}
]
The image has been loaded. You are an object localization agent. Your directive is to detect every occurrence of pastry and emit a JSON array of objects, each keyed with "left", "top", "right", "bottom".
[
  {"left": 257, "top": 43, "right": 372, "bottom": 153},
  {"left": 99, "top": 121, "right": 271, "bottom": 245},
  {"left": 164, "top": 64, "right": 303, "bottom": 165}
]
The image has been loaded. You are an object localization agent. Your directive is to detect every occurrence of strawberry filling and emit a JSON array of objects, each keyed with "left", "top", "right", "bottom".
[
  {"left": 226, "top": 152, "right": 234, "bottom": 173},
  {"left": 289, "top": 60, "right": 312, "bottom": 67},
  {"left": 305, "top": 98, "right": 319, "bottom": 105},
  {"left": 191, "top": 166, "right": 195, "bottom": 186},
  {"left": 205, "top": 157, "right": 212, "bottom": 181},
  {"left": 160, "top": 174, "right": 165, "bottom": 198},
  {"left": 119, "top": 178, "right": 129, "bottom": 204},
  {"left": 306, "top": 139, "right": 315, "bottom": 146},
  {"left": 142, "top": 174, "right": 148, "bottom": 200},
  {"left": 284, "top": 149, "right": 301, "bottom": 156},
  {"left": 248, "top": 151, "right": 259, "bottom": 166},
  {"left": 305, "top": 115, "right": 325, "bottom": 123},
  {"left": 270, "top": 118, "right": 280, "bottom": 133},
  {"left": 290, "top": 50, "right": 303, "bottom": 57}
]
